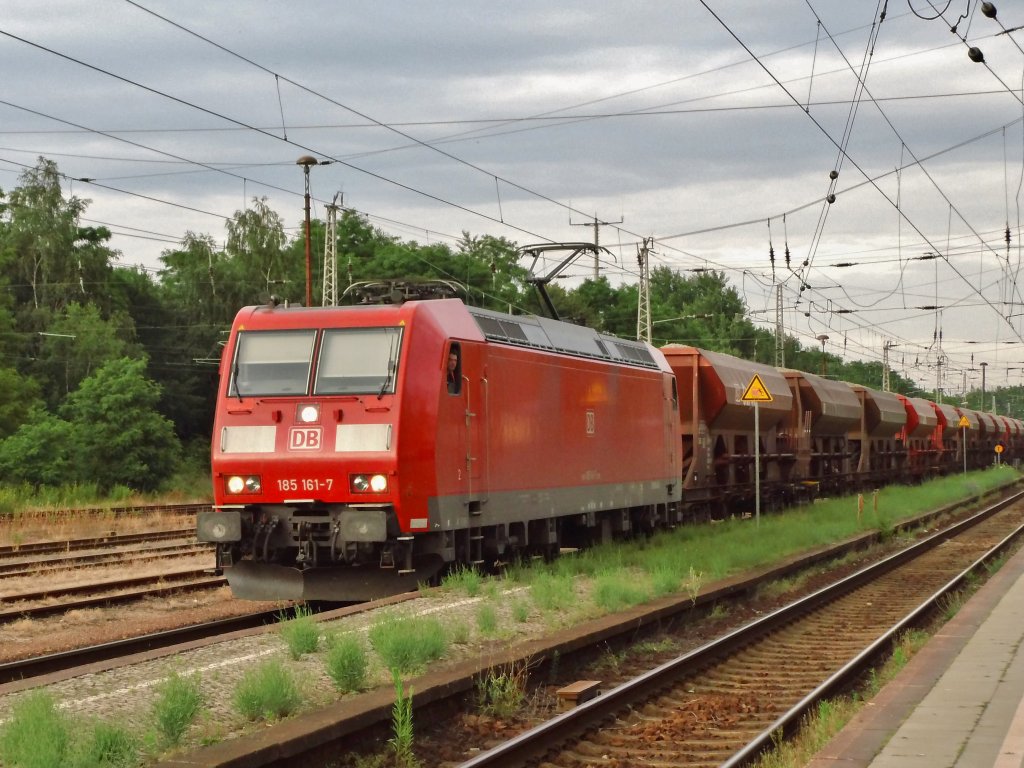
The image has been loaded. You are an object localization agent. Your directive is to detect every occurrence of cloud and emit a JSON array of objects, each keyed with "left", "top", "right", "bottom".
[{"left": 2, "top": 1, "right": 1024, "bottom": 389}]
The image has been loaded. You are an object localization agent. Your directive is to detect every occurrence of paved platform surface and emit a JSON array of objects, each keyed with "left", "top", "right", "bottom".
[{"left": 807, "top": 538, "right": 1024, "bottom": 768}]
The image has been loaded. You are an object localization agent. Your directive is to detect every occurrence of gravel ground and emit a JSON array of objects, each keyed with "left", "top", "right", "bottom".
[
  {"left": 0, "top": 509, "right": 594, "bottom": 760},
  {"left": 0, "top": 577, "right": 589, "bottom": 755},
  {"left": 0, "top": 499, "right": 999, "bottom": 765}
]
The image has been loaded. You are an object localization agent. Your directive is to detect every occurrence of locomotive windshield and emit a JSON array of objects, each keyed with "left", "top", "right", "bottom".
[
  {"left": 229, "top": 329, "right": 316, "bottom": 397},
  {"left": 228, "top": 326, "right": 403, "bottom": 397},
  {"left": 314, "top": 326, "right": 403, "bottom": 395}
]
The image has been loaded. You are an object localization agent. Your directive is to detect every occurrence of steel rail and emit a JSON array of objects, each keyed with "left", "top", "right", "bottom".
[
  {"left": 0, "top": 574, "right": 226, "bottom": 622},
  {"left": 0, "top": 543, "right": 210, "bottom": 577},
  {"left": 722, "top": 490, "right": 1024, "bottom": 768},
  {"left": 0, "top": 528, "right": 197, "bottom": 557},
  {"left": 0, "top": 502, "right": 210, "bottom": 520},
  {"left": 0, "top": 609, "right": 283, "bottom": 686},
  {"left": 457, "top": 489, "right": 1024, "bottom": 767}
]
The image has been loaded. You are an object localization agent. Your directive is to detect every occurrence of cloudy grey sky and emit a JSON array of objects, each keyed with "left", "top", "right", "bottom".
[{"left": 3, "top": 1, "right": 1024, "bottom": 396}]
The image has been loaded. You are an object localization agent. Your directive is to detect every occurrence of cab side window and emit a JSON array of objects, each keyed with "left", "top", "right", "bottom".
[{"left": 446, "top": 344, "right": 461, "bottom": 395}]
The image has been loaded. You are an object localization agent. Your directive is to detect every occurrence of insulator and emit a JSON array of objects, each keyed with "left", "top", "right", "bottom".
[
  {"left": 769, "top": 245, "right": 775, "bottom": 263},
  {"left": 784, "top": 246, "right": 791, "bottom": 268},
  {"left": 968, "top": 47, "right": 985, "bottom": 63},
  {"left": 1006, "top": 226, "right": 1011, "bottom": 245}
]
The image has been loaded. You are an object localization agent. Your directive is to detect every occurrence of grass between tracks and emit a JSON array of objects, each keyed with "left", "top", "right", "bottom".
[
  {"left": 0, "top": 466, "right": 1019, "bottom": 767},
  {"left": 491, "top": 465, "right": 1021, "bottom": 614},
  {"left": 0, "top": 465, "right": 211, "bottom": 519},
  {"left": 0, "top": 469, "right": 211, "bottom": 546}
]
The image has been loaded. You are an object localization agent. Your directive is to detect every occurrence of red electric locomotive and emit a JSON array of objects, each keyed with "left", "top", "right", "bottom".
[{"left": 197, "top": 296, "right": 682, "bottom": 601}]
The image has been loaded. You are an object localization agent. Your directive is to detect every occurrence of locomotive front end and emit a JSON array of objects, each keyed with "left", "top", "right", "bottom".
[{"left": 198, "top": 304, "right": 438, "bottom": 601}]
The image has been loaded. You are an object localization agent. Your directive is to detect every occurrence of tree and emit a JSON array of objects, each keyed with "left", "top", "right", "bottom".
[
  {"left": 158, "top": 232, "right": 230, "bottom": 322},
  {"left": 0, "top": 367, "right": 43, "bottom": 440},
  {"left": 224, "top": 197, "right": 292, "bottom": 306},
  {"left": 0, "top": 158, "right": 115, "bottom": 313},
  {"left": 120, "top": 260, "right": 220, "bottom": 441},
  {"left": 558, "top": 276, "right": 622, "bottom": 330},
  {"left": 454, "top": 232, "right": 530, "bottom": 310},
  {"left": 33, "top": 303, "right": 139, "bottom": 406},
  {"left": 0, "top": 408, "right": 75, "bottom": 487},
  {"left": 60, "top": 357, "right": 181, "bottom": 491}
]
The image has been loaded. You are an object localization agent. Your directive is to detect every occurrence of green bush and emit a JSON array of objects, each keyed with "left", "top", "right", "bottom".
[
  {"left": 152, "top": 672, "right": 203, "bottom": 746},
  {"left": 0, "top": 691, "right": 70, "bottom": 768},
  {"left": 511, "top": 599, "right": 531, "bottom": 623},
  {"left": 528, "top": 573, "right": 576, "bottom": 612},
  {"left": 233, "top": 660, "right": 302, "bottom": 721},
  {"left": 279, "top": 605, "right": 320, "bottom": 659},
  {"left": 650, "top": 566, "right": 681, "bottom": 597},
  {"left": 369, "top": 615, "right": 447, "bottom": 674},
  {"left": 476, "top": 662, "right": 529, "bottom": 719},
  {"left": 476, "top": 603, "right": 499, "bottom": 635},
  {"left": 74, "top": 721, "right": 138, "bottom": 768},
  {"left": 325, "top": 634, "right": 369, "bottom": 692},
  {"left": 388, "top": 671, "right": 418, "bottom": 768},
  {"left": 592, "top": 568, "right": 651, "bottom": 612},
  {"left": 441, "top": 565, "right": 483, "bottom": 596},
  {"left": 447, "top": 620, "right": 471, "bottom": 645}
]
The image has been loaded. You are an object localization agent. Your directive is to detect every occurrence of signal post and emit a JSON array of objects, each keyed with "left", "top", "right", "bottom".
[
  {"left": 742, "top": 374, "right": 773, "bottom": 527},
  {"left": 958, "top": 414, "right": 970, "bottom": 475}
]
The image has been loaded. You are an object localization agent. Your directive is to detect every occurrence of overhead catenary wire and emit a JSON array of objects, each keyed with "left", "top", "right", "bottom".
[
  {"left": 2, "top": 6, "right": 1024, "bottom": 391},
  {"left": 697, "top": 0, "right": 1024, "bottom": 354}
]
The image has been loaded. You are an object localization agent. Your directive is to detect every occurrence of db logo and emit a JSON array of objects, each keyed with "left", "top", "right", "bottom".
[{"left": 289, "top": 427, "right": 322, "bottom": 450}]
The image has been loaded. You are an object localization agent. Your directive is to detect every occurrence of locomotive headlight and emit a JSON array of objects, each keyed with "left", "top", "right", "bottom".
[
  {"left": 225, "top": 475, "right": 261, "bottom": 494},
  {"left": 298, "top": 404, "right": 320, "bottom": 423},
  {"left": 350, "top": 473, "right": 388, "bottom": 493}
]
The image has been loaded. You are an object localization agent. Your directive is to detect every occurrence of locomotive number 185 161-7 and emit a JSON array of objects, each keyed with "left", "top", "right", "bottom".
[{"left": 276, "top": 478, "right": 334, "bottom": 492}]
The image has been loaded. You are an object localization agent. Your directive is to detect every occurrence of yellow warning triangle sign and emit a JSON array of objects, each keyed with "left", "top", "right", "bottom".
[
  {"left": 957, "top": 415, "right": 971, "bottom": 428},
  {"left": 741, "top": 373, "right": 773, "bottom": 402}
]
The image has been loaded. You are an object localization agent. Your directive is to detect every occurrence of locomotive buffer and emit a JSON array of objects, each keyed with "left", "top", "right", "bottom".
[{"left": 741, "top": 374, "right": 774, "bottom": 526}]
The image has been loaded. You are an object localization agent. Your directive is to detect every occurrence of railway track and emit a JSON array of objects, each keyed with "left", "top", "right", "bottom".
[
  {"left": 0, "top": 502, "right": 209, "bottom": 522},
  {"left": 0, "top": 533, "right": 209, "bottom": 577},
  {"left": 0, "top": 608, "right": 285, "bottom": 686},
  {"left": 456, "top": 491, "right": 1024, "bottom": 768},
  {"left": 0, "top": 541, "right": 210, "bottom": 578},
  {"left": 0, "top": 487, "right": 1017, "bottom": 768},
  {"left": 0, "top": 527, "right": 199, "bottom": 559},
  {"left": 0, "top": 525, "right": 219, "bottom": 619},
  {"left": 0, "top": 570, "right": 227, "bottom": 622},
  {"left": 0, "top": 524, "right": 220, "bottom": 620}
]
